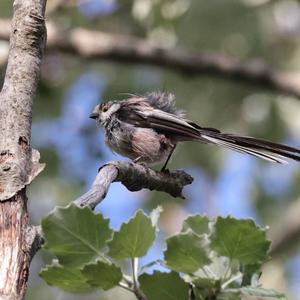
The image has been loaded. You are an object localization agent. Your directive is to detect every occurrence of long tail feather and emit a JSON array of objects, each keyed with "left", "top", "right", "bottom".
[
  {"left": 201, "top": 132, "right": 300, "bottom": 163},
  {"left": 119, "top": 96, "right": 300, "bottom": 163}
]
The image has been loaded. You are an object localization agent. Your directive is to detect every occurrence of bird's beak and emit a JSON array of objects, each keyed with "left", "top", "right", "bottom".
[{"left": 89, "top": 112, "right": 99, "bottom": 119}]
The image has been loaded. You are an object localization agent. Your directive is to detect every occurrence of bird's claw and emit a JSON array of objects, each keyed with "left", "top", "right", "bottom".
[{"left": 160, "top": 167, "right": 170, "bottom": 174}]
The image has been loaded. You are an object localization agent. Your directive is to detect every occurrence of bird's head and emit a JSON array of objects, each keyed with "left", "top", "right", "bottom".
[{"left": 90, "top": 101, "right": 121, "bottom": 127}]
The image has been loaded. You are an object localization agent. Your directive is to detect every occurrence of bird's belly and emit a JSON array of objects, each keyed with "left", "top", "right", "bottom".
[
  {"left": 131, "top": 128, "right": 173, "bottom": 164},
  {"left": 106, "top": 127, "right": 173, "bottom": 165},
  {"left": 105, "top": 134, "right": 135, "bottom": 160}
]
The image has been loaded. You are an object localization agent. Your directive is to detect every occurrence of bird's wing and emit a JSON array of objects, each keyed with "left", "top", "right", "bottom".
[
  {"left": 117, "top": 103, "right": 300, "bottom": 163},
  {"left": 118, "top": 104, "right": 205, "bottom": 140}
]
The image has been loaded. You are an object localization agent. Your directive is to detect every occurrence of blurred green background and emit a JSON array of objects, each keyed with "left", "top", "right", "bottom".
[{"left": 1, "top": 0, "right": 300, "bottom": 299}]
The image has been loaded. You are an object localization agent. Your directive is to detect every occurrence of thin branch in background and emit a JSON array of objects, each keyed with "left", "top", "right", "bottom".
[
  {"left": 0, "top": 19, "right": 300, "bottom": 98},
  {"left": 35, "top": 22, "right": 300, "bottom": 100}
]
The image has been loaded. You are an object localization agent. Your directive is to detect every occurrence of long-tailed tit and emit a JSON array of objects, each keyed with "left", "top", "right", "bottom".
[{"left": 90, "top": 92, "right": 300, "bottom": 170}]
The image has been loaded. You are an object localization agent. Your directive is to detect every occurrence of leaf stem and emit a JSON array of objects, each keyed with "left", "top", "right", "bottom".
[
  {"left": 221, "top": 273, "right": 243, "bottom": 290},
  {"left": 129, "top": 258, "right": 148, "bottom": 300},
  {"left": 123, "top": 274, "right": 133, "bottom": 285},
  {"left": 222, "top": 259, "right": 232, "bottom": 280},
  {"left": 131, "top": 257, "right": 139, "bottom": 289},
  {"left": 118, "top": 281, "right": 134, "bottom": 292},
  {"left": 139, "top": 259, "right": 164, "bottom": 274}
]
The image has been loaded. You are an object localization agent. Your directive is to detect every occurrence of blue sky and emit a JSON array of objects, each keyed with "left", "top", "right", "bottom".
[{"left": 32, "top": 68, "right": 300, "bottom": 298}]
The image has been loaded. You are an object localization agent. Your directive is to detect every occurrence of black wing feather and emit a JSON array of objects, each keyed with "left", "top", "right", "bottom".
[{"left": 116, "top": 97, "right": 300, "bottom": 163}]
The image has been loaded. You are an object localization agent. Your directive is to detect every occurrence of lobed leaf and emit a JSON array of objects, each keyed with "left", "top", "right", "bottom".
[
  {"left": 108, "top": 210, "right": 156, "bottom": 259},
  {"left": 42, "top": 203, "right": 112, "bottom": 267},
  {"left": 39, "top": 263, "right": 91, "bottom": 292},
  {"left": 164, "top": 230, "right": 211, "bottom": 273},
  {"left": 211, "top": 216, "right": 271, "bottom": 265},
  {"left": 182, "top": 215, "right": 210, "bottom": 235}
]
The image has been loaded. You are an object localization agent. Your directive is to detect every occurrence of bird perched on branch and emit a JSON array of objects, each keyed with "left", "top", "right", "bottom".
[{"left": 90, "top": 92, "right": 300, "bottom": 170}]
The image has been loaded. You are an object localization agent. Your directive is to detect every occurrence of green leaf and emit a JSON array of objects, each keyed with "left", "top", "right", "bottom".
[
  {"left": 182, "top": 215, "right": 210, "bottom": 235},
  {"left": 164, "top": 230, "right": 211, "bottom": 273},
  {"left": 108, "top": 210, "right": 155, "bottom": 259},
  {"left": 193, "top": 277, "right": 220, "bottom": 289},
  {"left": 42, "top": 203, "right": 113, "bottom": 267},
  {"left": 140, "top": 271, "right": 189, "bottom": 300},
  {"left": 39, "top": 262, "right": 91, "bottom": 292},
  {"left": 211, "top": 216, "right": 271, "bottom": 265},
  {"left": 191, "top": 277, "right": 221, "bottom": 300},
  {"left": 240, "top": 287, "right": 286, "bottom": 299},
  {"left": 241, "top": 263, "right": 261, "bottom": 286},
  {"left": 81, "top": 260, "right": 122, "bottom": 290},
  {"left": 217, "top": 291, "right": 241, "bottom": 300}
]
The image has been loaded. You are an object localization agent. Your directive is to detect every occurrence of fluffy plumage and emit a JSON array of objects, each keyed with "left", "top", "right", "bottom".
[{"left": 90, "top": 92, "right": 300, "bottom": 167}]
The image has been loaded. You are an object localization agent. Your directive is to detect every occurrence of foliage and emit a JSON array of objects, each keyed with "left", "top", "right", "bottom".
[{"left": 40, "top": 204, "right": 285, "bottom": 300}]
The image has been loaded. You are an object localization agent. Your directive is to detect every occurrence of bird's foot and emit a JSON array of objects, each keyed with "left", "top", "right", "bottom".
[{"left": 160, "top": 167, "right": 170, "bottom": 174}]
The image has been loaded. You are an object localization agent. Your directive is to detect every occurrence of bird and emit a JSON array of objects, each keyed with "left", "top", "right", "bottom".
[{"left": 89, "top": 91, "right": 300, "bottom": 171}]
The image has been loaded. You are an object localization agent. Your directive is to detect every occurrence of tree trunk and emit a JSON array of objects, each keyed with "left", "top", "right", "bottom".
[{"left": 0, "top": 0, "right": 47, "bottom": 299}]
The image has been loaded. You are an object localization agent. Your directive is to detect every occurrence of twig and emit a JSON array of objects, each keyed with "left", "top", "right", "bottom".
[
  {"left": 133, "top": 288, "right": 148, "bottom": 300},
  {"left": 74, "top": 160, "right": 193, "bottom": 209},
  {"left": 1, "top": 19, "right": 300, "bottom": 98},
  {"left": 119, "top": 272, "right": 148, "bottom": 300}
]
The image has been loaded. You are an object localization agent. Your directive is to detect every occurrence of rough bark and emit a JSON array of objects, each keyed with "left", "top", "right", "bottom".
[
  {"left": 0, "top": 1, "right": 46, "bottom": 299},
  {"left": 74, "top": 161, "right": 193, "bottom": 209}
]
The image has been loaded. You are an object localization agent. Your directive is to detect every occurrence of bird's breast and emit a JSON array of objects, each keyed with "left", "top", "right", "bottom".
[{"left": 105, "top": 122, "right": 173, "bottom": 165}]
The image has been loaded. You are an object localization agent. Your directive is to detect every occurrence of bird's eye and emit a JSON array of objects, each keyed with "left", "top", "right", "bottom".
[{"left": 100, "top": 103, "right": 109, "bottom": 112}]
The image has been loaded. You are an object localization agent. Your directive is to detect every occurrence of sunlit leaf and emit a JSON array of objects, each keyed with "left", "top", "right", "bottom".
[
  {"left": 182, "top": 215, "right": 210, "bottom": 235},
  {"left": 211, "top": 216, "right": 270, "bottom": 265},
  {"left": 108, "top": 210, "right": 155, "bottom": 259},
  {"left": 42, "top": 203, "right": 113, "bottom": 267},
  {"left": 39, "top": 262, "right": 91, "bottom": 292},
  {"left": 164, "top": 230, "right": 211, "bottom": 273}
]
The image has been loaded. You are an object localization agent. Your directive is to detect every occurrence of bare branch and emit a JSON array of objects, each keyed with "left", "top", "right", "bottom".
[
  {"left": 1, "top": 19, "right": 300, "bottom": 98},
  {"left": 74, "top": 161, "right": 193, "bottom": 209},
  {"left": 31, "top": 23, "right": 300, "bottom": 100}
]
